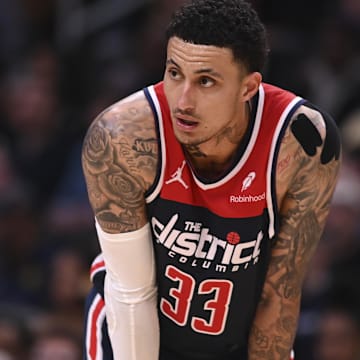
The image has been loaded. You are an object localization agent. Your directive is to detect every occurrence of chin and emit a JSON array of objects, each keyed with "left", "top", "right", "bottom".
[
  {"left": 175, "top": 134, "right": 199, "bottom": 147},
  {"left": 173, "top": 128, "right": 208, "bottom": 147}
]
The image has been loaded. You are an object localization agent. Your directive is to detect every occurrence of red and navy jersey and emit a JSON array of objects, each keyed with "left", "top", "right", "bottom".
[{"left": 144, "top": 82, "right": 304, "bottom": 359}]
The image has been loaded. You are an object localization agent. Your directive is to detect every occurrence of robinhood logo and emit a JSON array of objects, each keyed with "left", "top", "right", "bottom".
[
  {"left": 229, "top": 192, "right": 265, "bottom": 203},
  {"left": 242, "top": 171, "right": 256, "bottom": 191}
]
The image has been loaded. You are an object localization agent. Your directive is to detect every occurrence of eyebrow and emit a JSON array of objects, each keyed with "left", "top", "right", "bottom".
[{"left": 166, "top": 58, "right": 224, "bottom": 79}]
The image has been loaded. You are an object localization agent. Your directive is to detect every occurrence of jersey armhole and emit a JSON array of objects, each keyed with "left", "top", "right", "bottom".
[
  {"left": 143, "top": 86, "right": 166, "bottom": 202},
  {"left": 267, "top": 98, "right": 307, "bottom": 238}
]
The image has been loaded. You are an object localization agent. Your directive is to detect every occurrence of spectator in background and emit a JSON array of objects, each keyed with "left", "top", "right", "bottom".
[
  {"left": 135, "top": 0, "right": 189, "bottom": 86},
  {"left": 0, "top": 139, "right": 72, "bottom": 358},
  {"left": 313, "top": 303, "right": 360, "bottom": 360},
  {"left": 29, "top": 327, "right": 81, "bottom": 360},
  {"left": 41, "top": 249, "right": 90, "bottom": 337},
  {"left": 337, "top": 89, "right": 360, "bottom": 165},
  {"left": 0, "top": 137, "right": 44, "bottom": 307},
  {"left": 0, "top": 0, "right": 358, "bottom": 359},
  {"left": 0, "top": 311, "right": 30, "bottom": 360},
  {"left": 0, "top": 137, "right": 27, "bottom": 202},
  {"left": 301, "top": 17, "right": 360, "bottom": 118},
  {"left": 1, "top": 61, "right": 65, "bottom": 210},
  {"left": 0, "top": 0, "right": 27, "bottom": 73},
  {"left": 0, "top": 189, "right": 43, "bottom": 306}
]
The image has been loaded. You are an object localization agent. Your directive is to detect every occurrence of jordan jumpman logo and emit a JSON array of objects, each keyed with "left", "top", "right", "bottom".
[{"left": 165, "top": 160, "right": 189, "bottom": 189}]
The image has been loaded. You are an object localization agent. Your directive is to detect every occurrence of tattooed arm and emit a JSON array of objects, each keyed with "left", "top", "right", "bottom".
[
  {"left": 82, "top": 91, "right": 158, "bottom": 232},
  {"left": 82, "top": 91, "right": 160, "bottom": 359},
  {"left": 248, "top": 105, "right": 341, "bottom": 359}
]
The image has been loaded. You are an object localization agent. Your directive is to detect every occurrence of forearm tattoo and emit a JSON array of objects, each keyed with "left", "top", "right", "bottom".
[{"left": 248, "top": 110, "right": 341, "bottom": 359}]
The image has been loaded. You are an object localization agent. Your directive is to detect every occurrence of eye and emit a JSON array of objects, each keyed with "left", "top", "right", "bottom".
[
  {"left": 199, "top": 76, "right": 215, "bottom": 87},
  {"left": 168, "top": 68, "right": 181, "bottom": 80}
]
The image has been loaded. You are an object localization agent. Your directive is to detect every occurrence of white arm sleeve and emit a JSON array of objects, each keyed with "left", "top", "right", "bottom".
[{"left": 95, "top": 219, "right": 159, "bottom": 360}]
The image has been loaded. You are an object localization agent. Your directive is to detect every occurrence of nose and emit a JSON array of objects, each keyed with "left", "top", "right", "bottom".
[{"left": 177, "top": 82, "right": 195, "bottom": 112}]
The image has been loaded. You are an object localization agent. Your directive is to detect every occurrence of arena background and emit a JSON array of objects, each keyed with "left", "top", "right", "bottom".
[{"left": 0, "top": 0, "right": 359, "bottom": 358}]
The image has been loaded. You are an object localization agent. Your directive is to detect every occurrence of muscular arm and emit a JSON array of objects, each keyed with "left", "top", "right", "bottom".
[
  {"left": 248, "top": 106, "right": 341, "bottom": 359},
  {"left": 82, "top": 92, "right": 160, "bottom": 360},
  {"left": 82, "top": 93, "right": 158, "bottom": 232}
]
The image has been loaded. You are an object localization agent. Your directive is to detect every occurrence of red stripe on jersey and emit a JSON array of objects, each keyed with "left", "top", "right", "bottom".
[
  {"left": 89, "top": 295, "right": 105, "bottom": 360},
  {"left": 90, "top": 260, "right": 105, "bottom": 279},
  {"left": 90, "top": 254, "right": 105, "bottom": 281}
]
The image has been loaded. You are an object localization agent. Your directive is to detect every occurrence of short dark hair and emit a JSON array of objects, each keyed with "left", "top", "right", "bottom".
[{"left": 166, "top": 0, "right": 269, "bottom": 73}]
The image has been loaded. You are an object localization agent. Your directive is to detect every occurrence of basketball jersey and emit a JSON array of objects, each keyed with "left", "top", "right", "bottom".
[{"left": 143, "top": 82, "right": 304, "bottom": 359}]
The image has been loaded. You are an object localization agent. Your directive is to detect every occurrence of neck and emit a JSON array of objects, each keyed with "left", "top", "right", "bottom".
[
  {"left": 184, "top": 148, "right": 237, "bottom": 180},
  {"left": 184, "top": 101, "right": 251, "bottom": 179}
]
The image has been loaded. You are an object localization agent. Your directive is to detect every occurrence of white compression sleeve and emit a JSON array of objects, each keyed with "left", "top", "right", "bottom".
[{"left": 95, "top": 219, "right": 159, "bottom": 360}]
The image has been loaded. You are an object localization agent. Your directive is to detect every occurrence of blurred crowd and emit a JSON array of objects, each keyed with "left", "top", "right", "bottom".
[{"left": 0, "top": 0, "right": 359, "bottom": 359}]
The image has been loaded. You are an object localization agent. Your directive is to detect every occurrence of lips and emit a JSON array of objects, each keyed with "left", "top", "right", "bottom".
[{"left": 175, "top": 116, "right": 199, "bottom": 130}]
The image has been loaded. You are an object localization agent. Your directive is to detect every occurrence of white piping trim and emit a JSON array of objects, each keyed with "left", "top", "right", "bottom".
[
  {"left": 90, "top": 253, "right": 105, "bottom": 282},
  {"left": 266, "top": 96, "right": 303, "bottom": 238},
  {"left": 192, "top": 84, "right": 265, "bottom": 190},
  {"left": 145, "top": 86, "right": 167, "bottom": 203}
]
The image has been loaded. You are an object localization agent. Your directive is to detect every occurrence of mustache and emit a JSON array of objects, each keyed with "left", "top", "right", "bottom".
[{"left": 173, "top": 108, "right": 199, "bottom": 118}]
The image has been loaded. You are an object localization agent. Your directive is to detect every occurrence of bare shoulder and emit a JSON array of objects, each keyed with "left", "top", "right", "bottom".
[{"left": 82, "top": 90, "right": 158, "bottom": 233}]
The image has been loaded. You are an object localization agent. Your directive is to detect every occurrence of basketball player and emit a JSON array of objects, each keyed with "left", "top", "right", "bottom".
[{"left": 81, "top": 0, "right": 341, "bottom": 359}]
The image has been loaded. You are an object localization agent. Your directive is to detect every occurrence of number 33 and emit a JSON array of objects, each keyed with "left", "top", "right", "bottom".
[{"left": 160, "top": 265, "right": 233, "bottom": 335}]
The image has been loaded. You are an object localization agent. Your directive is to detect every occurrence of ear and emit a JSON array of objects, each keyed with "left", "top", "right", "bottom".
[{"left": 241, "top": 72, "right": 262, "bottom": 102}]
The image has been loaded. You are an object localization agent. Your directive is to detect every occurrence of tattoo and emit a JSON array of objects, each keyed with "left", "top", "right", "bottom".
[
  {"left": 277, "top": 154, "right": 291, "bottom": 174},
  {"left": 82, "top": 98, "right": 157, "bottom": 232},
  {"left": 132, "top": 138, "right": 157, "bottom": 158},
  {"left": 248, "top": 108, "right": 341, "bottom": 359},
  {"left": 117, "top": 139, "right": 140, "bottom": 173},
  {"left": 215, "top": 126, "right": 242, "bottom": 145},
  {"left": 252, "top": 325, "right": 290, "bottom": 359},
  {"left": 253, "top": 325, "right": 269, "bottom": 349},
  {"left": 184, "top": 144, "right": 207, "bottom": 158}
]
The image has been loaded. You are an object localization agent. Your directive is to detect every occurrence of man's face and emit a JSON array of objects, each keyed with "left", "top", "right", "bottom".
[{"left": 163, "top": 37, "right": 249, "bottom": 148}]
